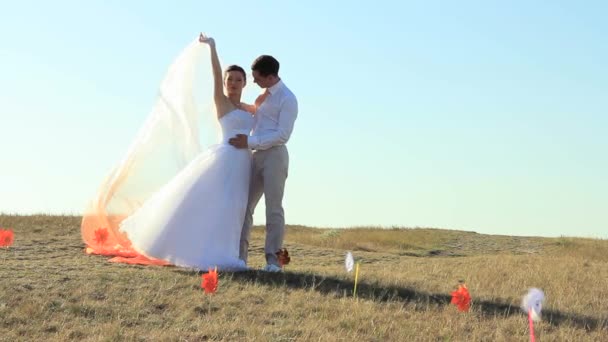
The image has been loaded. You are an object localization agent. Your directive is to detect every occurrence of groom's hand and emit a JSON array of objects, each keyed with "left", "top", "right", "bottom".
[{"left": 229, "top": 134, "right": 248, "bottom": 149}]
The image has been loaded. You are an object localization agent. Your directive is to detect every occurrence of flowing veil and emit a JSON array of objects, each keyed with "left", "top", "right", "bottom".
[{"left": 81, "top": 39, "right": 214, "bottom": 264}]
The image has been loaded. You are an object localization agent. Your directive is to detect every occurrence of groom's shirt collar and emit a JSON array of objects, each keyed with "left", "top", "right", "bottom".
[{"left": 267, "top": 79, "right": 284, "bottom": 95}]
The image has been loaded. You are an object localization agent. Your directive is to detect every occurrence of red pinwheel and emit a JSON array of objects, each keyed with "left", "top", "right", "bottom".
[
  {"left": 201, "top": 268, "right": 218, "bottom": 294},
  {"left": 93, "top": 227, "right": 109, "bottom": 246},
  {"left": 451, "top": 283, "right": 471, "bottom": 312},
  {"left": 276, "top": 248, "right": 291, "bottom": 267},
  {"left": 0, "top": 229, "right": 14, "bottom": 247}
]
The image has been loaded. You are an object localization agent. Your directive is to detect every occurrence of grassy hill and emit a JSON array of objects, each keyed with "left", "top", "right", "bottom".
[{"left": 1, "top": 215, "right": 607, "bottom": 341}]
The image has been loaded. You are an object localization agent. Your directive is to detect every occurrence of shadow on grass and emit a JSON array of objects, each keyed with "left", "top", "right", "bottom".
[{"left": 217, "top": 269, "right": 606, "bottom": 332}]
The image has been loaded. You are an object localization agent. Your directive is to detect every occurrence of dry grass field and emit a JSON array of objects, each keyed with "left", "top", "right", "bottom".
[{"left": 1, "top": 214, "right": 607, "bottom": 341}]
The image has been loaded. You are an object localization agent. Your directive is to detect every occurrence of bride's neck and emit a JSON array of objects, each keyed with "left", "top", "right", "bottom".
[{"left": 228, "top": 94, "right": 241, "bottom": 105}]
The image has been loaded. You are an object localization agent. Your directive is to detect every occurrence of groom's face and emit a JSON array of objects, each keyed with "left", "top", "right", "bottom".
[{"left": 252, "top": 70, "right": 272, "bottom": 88}]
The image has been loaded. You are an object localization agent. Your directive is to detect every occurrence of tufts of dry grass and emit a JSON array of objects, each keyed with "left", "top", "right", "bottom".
[{"left": 1, "top": 214, "right": 607, "bottom": 341}]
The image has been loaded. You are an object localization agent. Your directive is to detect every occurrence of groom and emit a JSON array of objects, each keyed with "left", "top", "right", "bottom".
[{"left": 229, "top": 55, "right": 298, "bottom": 272}]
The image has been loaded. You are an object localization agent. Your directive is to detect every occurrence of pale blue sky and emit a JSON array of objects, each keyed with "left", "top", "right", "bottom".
[{"left": 1, "top": 1, "right": 607, "bottom": 237}]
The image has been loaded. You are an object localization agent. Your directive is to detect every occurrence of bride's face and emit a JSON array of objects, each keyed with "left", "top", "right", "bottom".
[{"left": 225, "top": 71, "right": 246, "bottom": 95}]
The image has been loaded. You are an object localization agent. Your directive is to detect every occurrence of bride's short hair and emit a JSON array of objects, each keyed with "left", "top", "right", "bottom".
[{"left": 224, "top": 65, "right": 246, "bottom": 81}]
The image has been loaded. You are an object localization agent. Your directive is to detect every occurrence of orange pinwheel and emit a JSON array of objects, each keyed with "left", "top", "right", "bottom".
[
  {"left": 451, "top": 283, "right": 471, "bottom": 312},
  {"left": 93, "top": 227, "right": 109, "bottom": 246},
  {"left": 201, "top": 267, "right": 218, "bottom": 294},
  {"left": 0, "top": 229, "right": 14, "bottom": 247},
  {"left": 276, "top": 248, "right": 291, "bottom": 267}
]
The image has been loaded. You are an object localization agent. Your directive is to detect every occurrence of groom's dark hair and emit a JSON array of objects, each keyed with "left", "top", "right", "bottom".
[
  {"left": 251, "top": 55, "right": 279, "bottom": 77},
  {"left": 225, "top": 65, "right": 247, "bottom": 81}
]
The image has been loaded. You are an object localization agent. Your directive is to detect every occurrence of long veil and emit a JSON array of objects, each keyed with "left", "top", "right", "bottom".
[{"left": 81, "top": 39, "right": 213, "bottom": 264}]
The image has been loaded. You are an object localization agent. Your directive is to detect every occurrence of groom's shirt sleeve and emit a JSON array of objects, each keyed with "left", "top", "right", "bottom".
[{"left": 248, "top": 93, "right": 298, "bottom": 151}]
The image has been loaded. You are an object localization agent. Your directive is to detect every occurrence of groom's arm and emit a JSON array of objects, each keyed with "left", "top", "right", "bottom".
[{"left": 248, "top": 96, "right": 298, "bottom": 150}]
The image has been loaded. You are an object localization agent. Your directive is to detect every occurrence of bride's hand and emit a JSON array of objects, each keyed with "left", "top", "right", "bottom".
[{"left": 199, "top": 33, "right": 215, "bottom": 47}]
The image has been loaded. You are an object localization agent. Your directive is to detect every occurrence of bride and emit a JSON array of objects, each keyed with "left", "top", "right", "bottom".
[{"left": 81, "top": 34, "right": 254, "bottom": 270}]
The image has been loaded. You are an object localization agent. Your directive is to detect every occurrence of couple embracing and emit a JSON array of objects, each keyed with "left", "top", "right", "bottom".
[{"left": 82, "top": 34, "right": 297, "bottom": 273}]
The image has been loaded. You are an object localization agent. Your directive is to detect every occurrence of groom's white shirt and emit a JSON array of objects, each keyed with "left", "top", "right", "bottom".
[{"left": 248, "top": 80, "right": 298, "bottom": 150}]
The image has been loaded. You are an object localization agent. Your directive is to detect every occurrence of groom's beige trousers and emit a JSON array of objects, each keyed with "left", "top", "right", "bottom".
[{"left": 239, "top": 145, "right": 289, "bottom": 266}]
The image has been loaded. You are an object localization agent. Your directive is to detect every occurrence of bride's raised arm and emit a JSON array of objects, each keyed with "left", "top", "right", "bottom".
[{"left": 199, "top": 33, "right": 229, "bottom": 117}]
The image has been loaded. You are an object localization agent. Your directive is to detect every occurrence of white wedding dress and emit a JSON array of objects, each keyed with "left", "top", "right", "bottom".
[
  {"left": 80, "top": 40, "right": 255, "bottom": 270},
  {"left": 118, "top": 109, "right": 253, "bottom": 270}
]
